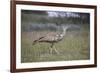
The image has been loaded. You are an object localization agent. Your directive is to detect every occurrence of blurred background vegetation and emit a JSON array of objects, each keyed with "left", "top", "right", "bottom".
[{"left": 21, "top": 10, "right": 90, "bottom": 63}]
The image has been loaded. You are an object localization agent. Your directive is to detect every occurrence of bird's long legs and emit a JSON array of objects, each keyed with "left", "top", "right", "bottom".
[
  {"left": 50, "top": 43, "right": 60, "bottom": 55},
  {"left": 53, "top": 47, "right": 60, "bottom": 55},
  {"left": 49, "top": 43, "right": 53, "bottom": 54}
]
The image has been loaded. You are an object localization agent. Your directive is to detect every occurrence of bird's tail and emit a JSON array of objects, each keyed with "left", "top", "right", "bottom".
[
  {"left": 32, "top": 36, "right": 45, "bottom": 45},
  {"left": 32, "top": 40, "right": 37, "bottom": 45}
]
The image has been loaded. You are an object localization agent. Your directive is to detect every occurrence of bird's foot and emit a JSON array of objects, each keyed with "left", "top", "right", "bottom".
[{"left": 49, "top": 47, "right": 60, "bottom": 55}]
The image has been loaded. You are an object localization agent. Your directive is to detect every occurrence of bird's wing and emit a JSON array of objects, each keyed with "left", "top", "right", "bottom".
[{"left": 38, "top": 32, "right": 59, "bottom": 42}]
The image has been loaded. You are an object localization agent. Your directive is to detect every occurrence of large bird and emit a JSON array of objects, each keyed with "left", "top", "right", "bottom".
[{"left": 32, "top": 25, "right": 71, "bottom": 54}]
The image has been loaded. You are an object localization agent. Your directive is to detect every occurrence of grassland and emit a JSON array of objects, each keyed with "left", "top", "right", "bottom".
[{"left": 21, "top": 26, "right": 90, "bottom": 63}]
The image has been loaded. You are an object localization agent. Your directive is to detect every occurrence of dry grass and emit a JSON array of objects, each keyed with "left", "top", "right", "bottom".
[{"left": 21, "top": 27, "right": 90, "bottom": 63}]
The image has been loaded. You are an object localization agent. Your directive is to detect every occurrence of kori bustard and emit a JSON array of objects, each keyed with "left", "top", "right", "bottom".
[{"left": 32, "top": 25, "right": 71, "bottom": 54}]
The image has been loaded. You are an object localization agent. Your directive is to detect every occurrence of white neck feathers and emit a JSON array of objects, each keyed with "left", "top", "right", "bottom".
[{"left": 62, "top": 26, "right": 69, "bottom": 36}]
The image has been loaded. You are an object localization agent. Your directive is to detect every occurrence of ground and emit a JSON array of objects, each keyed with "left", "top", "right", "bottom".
[{"left": 21, "top": 25, "right": 90, "bottom": 63}]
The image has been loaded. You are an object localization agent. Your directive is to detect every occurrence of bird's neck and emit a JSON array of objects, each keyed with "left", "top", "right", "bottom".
[{"left": 61, "top": 28, "right": 66, "bottom": 36}]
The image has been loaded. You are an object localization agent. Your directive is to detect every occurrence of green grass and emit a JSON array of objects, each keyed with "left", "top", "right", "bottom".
[{"left": 21, "top": 28, "right": 90, "bottom": 63}]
